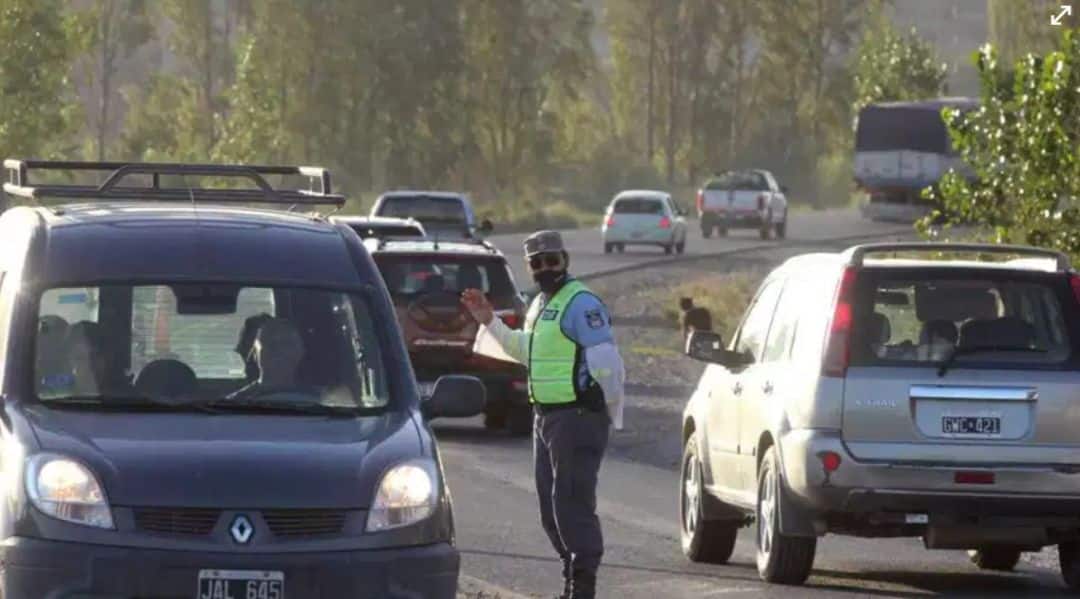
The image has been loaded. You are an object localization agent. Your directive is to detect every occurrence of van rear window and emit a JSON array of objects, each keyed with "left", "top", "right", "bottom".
[{"left": 853, "top": 272, "right": 1074, "bottom": 367}]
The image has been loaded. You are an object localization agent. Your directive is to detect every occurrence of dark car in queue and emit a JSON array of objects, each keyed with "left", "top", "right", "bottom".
[
  {"left": 364, "top": 238, "right": 533, "bottom": 435},
  {"left": 330, "top": 215, "right": 427, "bottom": 240},
  {"left": 370, "top": 191, "right": 493, "bottom": 241},
  {"left": 0, "top": 160, "right": 483, "bottom": 598}
]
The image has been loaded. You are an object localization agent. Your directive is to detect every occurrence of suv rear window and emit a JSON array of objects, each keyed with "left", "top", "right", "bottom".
[
  {"left": 349, "top": 224, "right": 424, "bottom": 239},
  {"left": 613, "top": 198, "right": 664, "bottom": 214},
  {"left": 853, "top": 270, "right": 1075, "bottom": 367},
  {"left": 376, "top": 196, "right": 465, "bottom": 225},
  {"left": 374, "top": 256, "right": 517, "bottom": 309}
]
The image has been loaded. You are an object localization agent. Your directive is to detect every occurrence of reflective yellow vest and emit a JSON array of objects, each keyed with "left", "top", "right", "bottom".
[{"left": 525, "top": 279, "right": 591, "bottom": 405}]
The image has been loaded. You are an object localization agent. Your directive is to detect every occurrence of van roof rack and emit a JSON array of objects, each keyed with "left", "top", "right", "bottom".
[
  {"left": 3, "top": 160, "right": 346, "bottom": 207},
  {"left": 845, "top": 242, "right": 1072, "bottom": 272}
]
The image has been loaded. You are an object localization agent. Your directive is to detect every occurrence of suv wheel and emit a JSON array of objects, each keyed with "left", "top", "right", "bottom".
[
  {"left": 664, "top": 244, "right": 674, "bottom": 255},
  {"left": 680, "top": 436, "right": 737, "bottom": 564},
  {"left": 604, "top": 243, "right": 613, "bottom": 254},
  {"left": 968, "top": 547, "right": 1022, "bottom": 572},
  {"left": 676, "top": 240, "right": 686, "bottom": 254},
  {"left": 756, "top": 446, "right": 816, "bottom": 585},
  {"left": 506, "top": 404, "right": 533, "bottom": 436}
]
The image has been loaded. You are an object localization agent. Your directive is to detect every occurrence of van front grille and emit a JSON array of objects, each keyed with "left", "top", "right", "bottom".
[
  {"left": 134, "top": 507, "right": 221, "bottom": 536},
  {"left": 262, "top": 509, "right": 348, "bottom": 537}
]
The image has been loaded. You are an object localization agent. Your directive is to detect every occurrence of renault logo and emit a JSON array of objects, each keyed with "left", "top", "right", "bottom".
[{"left": 230, "top": 515, "right": 254, "bottom": 544}]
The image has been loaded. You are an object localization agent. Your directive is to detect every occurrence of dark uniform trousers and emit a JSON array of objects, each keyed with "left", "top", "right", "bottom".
[{"left": 534, "top": 404, "right": 611, "bottom": 574}]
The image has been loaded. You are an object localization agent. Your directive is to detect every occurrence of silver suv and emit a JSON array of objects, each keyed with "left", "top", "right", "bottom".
[{"left": 680, "top": 242, "right": 1080, "bottom": 588}]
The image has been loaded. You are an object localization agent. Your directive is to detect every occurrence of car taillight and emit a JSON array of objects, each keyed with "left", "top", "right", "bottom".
[
  {"left": 606, "top": 215, "right": 615, "bottom": 227},
  {"left": 822, "top": 266, "right": 857, "bottom": 377},
  {"left": 1070, "top": 274, "right": 1080, "bottom": 305},
  {"left": 659, "top": 216, "right": 671, "bottom": 229},
  {"left": 696, "top": 190, "right": 704, "bottom": 213},
  {"left": 497, "top": 311, "right": 522, "bottom": 329},
  {"left": 757, "top": 194, "right": 767, "bottom": 211}
]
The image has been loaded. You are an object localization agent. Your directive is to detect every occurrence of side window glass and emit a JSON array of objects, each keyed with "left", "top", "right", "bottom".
[
  {"left": 734, "top": 280, "right": 782, "bottom": 362},
  {"left": 763, "top": 281, "right": 802, "bottom": 363}
]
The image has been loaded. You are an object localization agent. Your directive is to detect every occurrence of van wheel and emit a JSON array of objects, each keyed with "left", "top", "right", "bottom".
[
  {"left": 680, "top": 437, "right": 738, "bottom": 564},
  {"left": 756, "top": 446, "right": 816, "bottom": 585},
  {"left": 506, "top": 404, "right": 533, "bottom": 436},
  {"left": 969, "top": 547, "right": 1022, "bottom": 571}
]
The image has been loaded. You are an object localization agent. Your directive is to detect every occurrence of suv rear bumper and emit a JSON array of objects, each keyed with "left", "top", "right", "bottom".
[
  {"left": 700, "top": 209, "right": 765, "bottom": 228},
  {"left": 780, "top": 429, "right": 1080, "bottom": 517},
  {"left": 0, "top": 536, "right": 458, "bottom": 598}
]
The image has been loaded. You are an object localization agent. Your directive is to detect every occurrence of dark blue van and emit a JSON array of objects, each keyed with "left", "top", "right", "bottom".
[{"left": 0, "top": 161, "right": 482, "bottom": 598}]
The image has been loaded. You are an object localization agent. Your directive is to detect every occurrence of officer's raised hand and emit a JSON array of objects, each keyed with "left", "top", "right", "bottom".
[{"left": 461, "top": 288, "right": 493, "bottom": 325}]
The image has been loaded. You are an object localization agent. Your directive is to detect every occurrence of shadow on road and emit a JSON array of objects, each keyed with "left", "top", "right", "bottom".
[{"left": 808, "top": 567, "right": 1067, "bottom": 597}]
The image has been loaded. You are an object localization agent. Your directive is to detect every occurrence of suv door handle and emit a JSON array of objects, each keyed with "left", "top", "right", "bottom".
[
  {"left": 762, "top": 381, "right": 774, "bottom": 395},
  {"left": 733, "top": 382, "right": 743, "bottom": 396}
]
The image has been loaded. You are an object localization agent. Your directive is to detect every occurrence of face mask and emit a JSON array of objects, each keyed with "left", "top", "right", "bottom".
[{"left": 533, "top": 270, "right": 567, "bottom": 294}]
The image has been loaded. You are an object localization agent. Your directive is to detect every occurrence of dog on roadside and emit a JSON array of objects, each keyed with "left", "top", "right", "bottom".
[{"left": 679, "top": 297, "right": 712, "bottom": 342}]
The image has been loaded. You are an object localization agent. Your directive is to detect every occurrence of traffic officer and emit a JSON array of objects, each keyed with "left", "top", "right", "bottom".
[{"left": 461, "top": 230, "right": 624, "bottom": 599}]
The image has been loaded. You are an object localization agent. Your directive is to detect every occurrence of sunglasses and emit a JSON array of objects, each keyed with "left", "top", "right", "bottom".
[{"left": 528, "top": 253, "right": 563, "bottom": 270}]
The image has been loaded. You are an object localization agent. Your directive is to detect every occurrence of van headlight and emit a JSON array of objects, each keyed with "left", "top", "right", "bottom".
[
  {"left": 25, "top": 455, "right": 114, "bottom": 529},
  {"left": 366, "top": 459, "right": 437, "bottom": 532}
]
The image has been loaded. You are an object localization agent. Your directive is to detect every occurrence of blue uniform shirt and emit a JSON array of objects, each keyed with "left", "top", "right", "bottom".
[{"left": 557, "top": 289, "right": 614, "bottom": 388}]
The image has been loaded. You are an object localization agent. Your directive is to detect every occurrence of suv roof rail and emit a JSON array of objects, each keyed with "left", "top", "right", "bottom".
[
  {"left": 3, "top": 160, "right": 346, "bottom": 208},
  {"left": 845, "top": 242, "right": 1072, "bottom": 272}
]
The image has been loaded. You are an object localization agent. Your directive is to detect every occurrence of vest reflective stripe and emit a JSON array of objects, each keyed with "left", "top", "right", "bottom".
[{"left": 526, "top": 279, "right": 590, "bottom": 405}]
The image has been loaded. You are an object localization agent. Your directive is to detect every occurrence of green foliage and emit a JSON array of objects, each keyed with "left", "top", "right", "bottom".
[
  {"left": 0, "top": 0, "right": 79, "bottom": 158},
  {"left": 917, "top": 30, "right": 1080, "bottom": 259},
  {"left": 853, "top": 16, "right": 949, "bottom": 115}
]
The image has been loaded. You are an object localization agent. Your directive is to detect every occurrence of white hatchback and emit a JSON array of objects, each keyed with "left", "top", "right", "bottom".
[{"left": 602, "top": 190, "right": 688, "bottom": 255}]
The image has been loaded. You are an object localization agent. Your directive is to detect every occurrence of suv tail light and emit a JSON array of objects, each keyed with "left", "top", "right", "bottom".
[
  {"left": 1070, "top": 274, "right": 1080, "bottom": 305},
  {"left": 606, "top": 215, "right": 615, "bottom": 227},
  {"left": 822, "top": 266, "right": 858, "bottom": 377},
  {"left": 659, "top": 216, "right": 671, "bottom": 229},
  {"left": 696, "top": 190, "right": 704, "bottom": 213},
  {"left": 757, "top": 194, "right": 767, "bottom": 211}
]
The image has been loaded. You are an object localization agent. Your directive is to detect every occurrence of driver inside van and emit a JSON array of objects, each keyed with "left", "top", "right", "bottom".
[{"left": 229, "top": 317, "right": 308, "bottom": 399}]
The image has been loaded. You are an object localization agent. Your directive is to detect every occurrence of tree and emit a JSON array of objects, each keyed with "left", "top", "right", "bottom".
[
  {"left": 853, "top": 14, "right": 949, "bottom": 116},
  {"left": 74, "top": 0, "right": 153, "bottom": 160},
  {"left": 919, "top": 30, "right": 1080, "bottom": 259},
  {"left": 989, "top": 0, "right": 1076, "bottom": 64},
  {"left": 0, "top": 0, "right": 79, "bottom": 159}
]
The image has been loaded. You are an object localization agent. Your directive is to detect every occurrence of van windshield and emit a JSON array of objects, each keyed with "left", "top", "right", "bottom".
[
  {"left": 35, "top": 284, "right": 390, "bottom": 411},
  {"left": 854, "top": 272, "right": 1074, "bottom": 368}
]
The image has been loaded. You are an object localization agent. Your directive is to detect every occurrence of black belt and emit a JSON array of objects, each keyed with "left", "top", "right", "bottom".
[{"left": 533, "top": 401, "right": 605, "bottom": 415}]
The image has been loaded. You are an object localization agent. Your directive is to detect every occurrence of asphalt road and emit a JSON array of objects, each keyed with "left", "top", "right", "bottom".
[
  {"left": 486, "top": 209, "right": 911, "bottom": 285},
  {"left": 439, "top": 415, "right": 1070, "bottom": 598},
  {"left": 444, "top": 213, "right": 1072, "bottom": 597}
]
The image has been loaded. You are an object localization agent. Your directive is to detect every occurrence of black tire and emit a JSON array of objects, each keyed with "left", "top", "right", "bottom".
[
  {"left": 759, "top": 212, "right": 773, "bottom": 240},
  {"left": 680, "top": 436, "right": 738, "bottom": 564},
  {"left": 506, "top": 404, "right": 533, "bottom": 436},
  {"left": 776, "top": 219, "right": 787, "bottom": 239},
  {"left": 969, "top": 547, "right": 1022, "bottom": 572},
  {"left": 1061, "top": 542, "right": 1080, "bottom": 591},
  {"left": 664, "top": 244, "right": 673, "bottom": 255},
  {"left": 701, "top": 215, "right": 713, "bottom": 238},
  {"left": 676, "top": 240, "right": 686, "bottom": 254},
  {"left": 483, "top": 402, "right": 508, "bottom": 430},
  {"left": 604, "top": 243, "right": 613, "bottom": 254},
  {"left": 756, "top": 446, "right": 816, "bottom": 585}
]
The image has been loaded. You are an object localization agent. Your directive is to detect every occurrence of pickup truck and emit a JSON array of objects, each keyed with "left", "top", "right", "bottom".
[{"left": 695, "top": 169, "right": 788, "bottom": 239}]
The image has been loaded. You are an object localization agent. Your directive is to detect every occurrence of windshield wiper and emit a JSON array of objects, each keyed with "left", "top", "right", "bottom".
[
  {"left": 198, "top": 398, "right": 372, "bottom": 417},
  {"left": 44, "top": 395, "right": 223, "bottom": 414},
  {"left": 937, "top": 344, "right": 1048, "bottom": 377}
]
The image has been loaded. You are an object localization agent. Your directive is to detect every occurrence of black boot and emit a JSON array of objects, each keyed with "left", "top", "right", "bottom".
[
  {"left": 557, "top": 559, "right": 572, "bottom": 599},
  {"left": 570, "top": 568, "right": 596, "bottom": 599}
]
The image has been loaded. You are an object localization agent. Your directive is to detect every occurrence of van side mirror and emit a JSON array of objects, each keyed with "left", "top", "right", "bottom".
[
  {"left": 421, "top": 375, "right": 486, "bottom": 420},
  {"left": 685, "top": 330, "right": 750, "bottom": 367}
]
